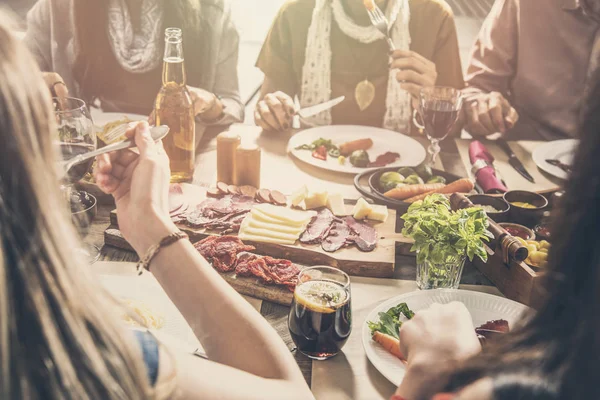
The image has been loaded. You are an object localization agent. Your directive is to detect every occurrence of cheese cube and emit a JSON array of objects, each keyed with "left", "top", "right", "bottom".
[
  {"left": 352, "top": 197, "right": 373, "bottom": 220},
  {"left": 304, "top": 191, "right": 329, "bottom": 210},
  {"left": 290, "top": 185, "right": 308, "bottom": 207},
  {"left": 326, "top": 192, "right": 348, "bottom": 216},
  {"left": 367, "top": 204, "right": 389, "bottom": 223}
]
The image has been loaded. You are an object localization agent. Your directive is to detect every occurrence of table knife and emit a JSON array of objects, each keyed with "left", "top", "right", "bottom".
[
  {"left": 296, "top": 96, "right": 345, "bottom": 119},
  {"left": 497, "top": 139, "right": 536, "bottom": 183}
]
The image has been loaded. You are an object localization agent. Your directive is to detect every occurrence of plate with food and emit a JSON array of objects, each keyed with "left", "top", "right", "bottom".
[
  {"left": 354, "top": 164, "right": 476, "bottom": 211},
  {"left": 363, "top": 289, "right": 529, "bottom": 386},
  {"left": 288, "top": 125, "right": 426, "bottom": 174},
  {"left": 532, "top": 139, "right": 578, "bottom": 180},
  {"left": 99, "top": 271, "right": 200, "bottom": 348}
]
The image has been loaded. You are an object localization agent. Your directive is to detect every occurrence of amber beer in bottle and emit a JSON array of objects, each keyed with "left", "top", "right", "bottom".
[{"left": 154, "top": 28, "right": 195, "bottom": 182}]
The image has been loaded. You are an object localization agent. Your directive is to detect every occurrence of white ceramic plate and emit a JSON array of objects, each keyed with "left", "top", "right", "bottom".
[
  {"left": 362, "top": 289, "right": 529, "bottom": 386},
  {"left": 287, "top": 125, "right": 426, "bottom": 174},
  {"left": 532, "top": 139, "right": 578, "bottom": 180},
  {"left": 99, "top": 273, "right": 201, "bottom": 349}
]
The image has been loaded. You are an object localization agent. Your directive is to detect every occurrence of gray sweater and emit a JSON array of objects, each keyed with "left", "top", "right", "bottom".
[{"left": 24, "top": 0, "right": 244, "bottom": 128}]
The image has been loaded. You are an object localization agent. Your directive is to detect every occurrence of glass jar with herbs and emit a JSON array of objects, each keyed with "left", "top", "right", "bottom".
[{"left": 401, "top": 194, "right": 493, "bottom": 290}]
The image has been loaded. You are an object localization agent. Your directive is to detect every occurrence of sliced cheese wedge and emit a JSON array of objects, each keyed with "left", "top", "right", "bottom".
[
  {"left": 290, "top": 185, "right": 308, "bottom": 207},
  {"left": 304, "top": 191, "right": 329, "bottom": 209},
  {"left": 327, "top": 192, "right": 349, "bottom": 216},
  {"left": 238, "top": 232, "right": 297, "bottom": 245},
  {"left": 368, "top": 204, "right": 389, "bottom": 223},
  {"left": 253, "top": 203, "right": 314, "bottom": 225},
  {"left": 352, "top": 197, "right": 373, "bottom": 220},
  {"left": 247, "top": 218, "right": 306, "bottom": 236}
]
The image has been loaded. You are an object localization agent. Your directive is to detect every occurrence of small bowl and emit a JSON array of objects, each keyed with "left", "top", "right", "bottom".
[
  {"left": 499, "top": 223, "right": 535, "bottom": 241},
  {"left": 503, "top": 190, "right": 548, "bottom": 228},
  {"left": 467, "top": 194, "right": 510, "bottom": 223},
  {"left": 534, "top": 223, "right": 552, "bottom": 242},
  {"left": 71, "top": 190, "right": 97, "bottom": 234}
]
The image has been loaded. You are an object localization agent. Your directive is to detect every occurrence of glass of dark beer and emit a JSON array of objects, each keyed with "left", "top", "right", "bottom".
[{"left": 288, "top": 266, "right": 351, "bottom": 360}]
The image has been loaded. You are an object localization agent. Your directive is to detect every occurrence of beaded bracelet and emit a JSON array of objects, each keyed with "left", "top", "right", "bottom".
[{"left": 137, "top": 231, "right": 189, "bottom": 275}]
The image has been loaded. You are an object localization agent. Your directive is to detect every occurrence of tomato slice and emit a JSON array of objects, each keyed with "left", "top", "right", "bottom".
[{"left": 312, "top": 145, "right": 328, "bottom": 161}]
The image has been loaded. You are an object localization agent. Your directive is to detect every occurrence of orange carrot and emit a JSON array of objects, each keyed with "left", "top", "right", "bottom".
[
  {"left": 405, "top": 179, "right": 475, "bottom": 203},
  {"left": 384, "top": 183, "right": 445, "bottom": 200},
  {"left": 372, "top": 331, "right": 405, "bottom": 360},
  {"left": 363, "top": 0, "right": 376, "bottom": 11},
  {"left": 339, "top": 138, "right": 373, "bottom": 156}
]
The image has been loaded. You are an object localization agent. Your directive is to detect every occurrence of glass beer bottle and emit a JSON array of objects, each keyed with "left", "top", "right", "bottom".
[{"left": 154, "top": 28, "right": 195, "bottom": 182}]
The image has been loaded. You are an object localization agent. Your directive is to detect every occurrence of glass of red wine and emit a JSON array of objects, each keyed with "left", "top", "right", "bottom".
[
  {"left": 53, "top": 97, "right": 100, "bottom": 263},
  {"left": 417, "top": 86, "right": 463, "bottom": 167}
]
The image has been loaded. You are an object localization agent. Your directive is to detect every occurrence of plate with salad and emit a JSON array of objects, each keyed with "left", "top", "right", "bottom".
[
  {"left": 362, "top": 289, "right": 529, "bottom": 386},
  {"left": 287, "top": 125, "right": 426, "bottom": 174}
]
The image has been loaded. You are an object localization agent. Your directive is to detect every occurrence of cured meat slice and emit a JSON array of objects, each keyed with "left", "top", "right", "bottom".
[
  {"left": 300, "top": 208, "right": 336, "bottom": 244},
  {"left": 343, "top": 217, "right": 378, "bottom": 252},
  {"left": 185, "top": 195, "right": 256, "bottom": 233},
  {"left": 321, "top": 222, "right": 353, "bottom": 253},
  {"left": 233, "top": 253, "right": 300, "bottom": 291},
  {"left": 169, "top": 184, "right": 185, "bottom": 214},
  {"left": 194, "top": 236, "right": 255, "bottom": 272}
]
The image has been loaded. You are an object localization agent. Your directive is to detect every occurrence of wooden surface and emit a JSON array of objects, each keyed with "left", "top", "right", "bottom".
[
  {"left": 86, "top": 123, "right": 557, "bottom": 397},
  {"left": 105, "top": 183, "right": 399, "bottom": 279}
]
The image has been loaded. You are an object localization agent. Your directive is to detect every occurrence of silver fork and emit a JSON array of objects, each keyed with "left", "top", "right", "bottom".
[
  {"left": 365, "top": 3, "right": 396, "bottom": 51},
  {"left": 103, "top": 124, "right": 130, "bottom": 143}
]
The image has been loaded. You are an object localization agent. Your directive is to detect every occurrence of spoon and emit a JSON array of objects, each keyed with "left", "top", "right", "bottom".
[{"left": 59, "top": 125, "right": 170, "bottom": 179}]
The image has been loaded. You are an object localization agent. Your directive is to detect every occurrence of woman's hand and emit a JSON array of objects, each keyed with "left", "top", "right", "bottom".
[
  {"left": 390, "top": 50, "right": 438, "bottom": 99},
  {"left": 93, "top": 121, "right": 177, "bottom": 255},
  {"left": 394, "top": 302, "right": 481, "bottom": 399},
  {"left": 42, "top": 72, "right": 69, "bottom": 98},
  {"left": 254, "top": 91, "right": 295, "bottom": 132}
]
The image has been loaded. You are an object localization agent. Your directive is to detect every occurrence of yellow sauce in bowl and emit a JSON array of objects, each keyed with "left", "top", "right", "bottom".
[{"left": 510, "top": 201, "right": 537, "bottom": 209}]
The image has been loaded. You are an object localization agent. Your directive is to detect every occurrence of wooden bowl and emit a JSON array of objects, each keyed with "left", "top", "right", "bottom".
[
  {"left": 354, "top": 167, "right": 467, "bottom": 212},
  {"left": 498, "top": 223, "right": 535, "bottom": 241}
]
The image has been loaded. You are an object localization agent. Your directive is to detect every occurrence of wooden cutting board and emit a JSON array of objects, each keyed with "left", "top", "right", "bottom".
[{"left": 105, "top": 184, "right": 402, "bottom": 279}]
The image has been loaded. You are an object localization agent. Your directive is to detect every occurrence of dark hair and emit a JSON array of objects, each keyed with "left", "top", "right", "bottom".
[
  {"left": 443, "top": 67, "right": 600, "bottom": 399},
  {"left": 72, "top": 0, "right": 207, "bottom": 105}
]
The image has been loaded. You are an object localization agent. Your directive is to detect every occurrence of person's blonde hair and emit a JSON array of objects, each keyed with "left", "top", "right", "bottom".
[{"left": 0, "top": 12, "right": 162, "bottom": 399}]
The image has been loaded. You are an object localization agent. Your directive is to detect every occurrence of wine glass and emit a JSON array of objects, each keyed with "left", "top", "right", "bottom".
[
  {"left": 53, "top": 97, "right": 100, "bottom": 263},
  {"left": 416, "top": 87, "right": 463, "bottom": 167}
]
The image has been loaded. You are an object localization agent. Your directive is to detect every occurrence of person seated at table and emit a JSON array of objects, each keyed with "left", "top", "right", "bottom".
[
  {"left": 390, "top": 66, "right": 600, "bottom": 400},
  {"left": 24, "top": 0, "right": 243, "bottom": 127},
  {"left": 463, "top": 0, "right": 600, "bottom": 140},
  {"left": 0, "top": 14, "right": 312, "bottom": 400},
  {"left": 254, "top": 0, "right": 464, "bottom": 133}
]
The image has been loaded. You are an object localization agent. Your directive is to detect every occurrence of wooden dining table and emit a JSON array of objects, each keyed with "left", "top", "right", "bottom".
[{"left": 84, "top": 120, "right": 562, "bottom": 399}]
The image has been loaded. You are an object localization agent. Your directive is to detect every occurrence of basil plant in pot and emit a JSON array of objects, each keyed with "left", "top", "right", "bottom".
[{"left": 402, "top": 194, "right": 493, "bottom": 290}]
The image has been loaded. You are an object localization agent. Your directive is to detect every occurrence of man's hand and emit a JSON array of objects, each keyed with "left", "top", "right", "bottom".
[
  {"left": 465, "top": 92, "right": 519, "bottom": 137},
  {"left": 254, "top": 91, "right": 295, "bottom": 132}
]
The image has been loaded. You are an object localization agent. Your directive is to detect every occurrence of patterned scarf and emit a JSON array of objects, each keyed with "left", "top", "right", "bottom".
[
  {"left": 301, "top": 0, "right": 412, "bottom": 132},
  {"left": 107, "top": 0, "right": 164, "bottom": 73}
]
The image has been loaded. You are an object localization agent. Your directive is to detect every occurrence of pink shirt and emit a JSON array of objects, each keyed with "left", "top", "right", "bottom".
[{"left": 464, "top": 0, "right": 600, "bottom": 140}]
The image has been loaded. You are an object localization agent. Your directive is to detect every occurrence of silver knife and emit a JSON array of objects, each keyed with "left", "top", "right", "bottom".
[
  {"left": 497, "top": 139, "right": 536, "bottom": 183},
  {"left": 296, "top": 96, "right": 345, "bottom": 119}
]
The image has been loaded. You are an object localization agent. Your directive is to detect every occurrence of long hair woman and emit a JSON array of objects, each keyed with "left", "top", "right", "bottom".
[
  {"left": 0, "top": 12, "right": 312, "bottom": 400},
  {"left": 390, "top": 63, "right": 600, "bottom": 400},
  {"left": 24, "top": 0, "right": 243, "bottom": 128}
]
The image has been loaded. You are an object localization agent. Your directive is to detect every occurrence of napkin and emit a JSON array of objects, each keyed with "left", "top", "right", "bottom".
[{"left": 469, "top": 141, "right": 508, "bottom": 194}]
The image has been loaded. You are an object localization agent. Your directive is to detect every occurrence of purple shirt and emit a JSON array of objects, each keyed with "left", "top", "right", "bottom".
[{"left": 464, "top": 0, "right": 600, "bottom": 140}]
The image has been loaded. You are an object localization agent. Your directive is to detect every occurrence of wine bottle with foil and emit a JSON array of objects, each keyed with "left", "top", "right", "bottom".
[{"left": 154, "top": 27, "right": 195, "bottom": 182}]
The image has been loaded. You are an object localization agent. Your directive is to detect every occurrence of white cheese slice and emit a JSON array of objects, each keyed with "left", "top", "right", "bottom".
[
  {"left": 352, "top": 197, "right": 373, "bottom": 220},
  {"left": 326, "top": 192, "right": 349, "bottom": 216},
  {"left": 304, "top": 191, "right": 329, "bottom": 209},
  {"left": 253, "top": 203, "right": 315, "bottom": 224},
  {"left": 238, "top": 232, "right": 297, "bottom": 245},
  {"left": 251, "top": 208, "right": 308, "bottom": 227},
  {"left": 367, "top": 204, "right": 389, "bottom": 223},
  {"left": 290, "top": 185, "right": 308, "bottom": 207},
  {"left": 247, "top": 218, "right": 306, "bottom": 235}
]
